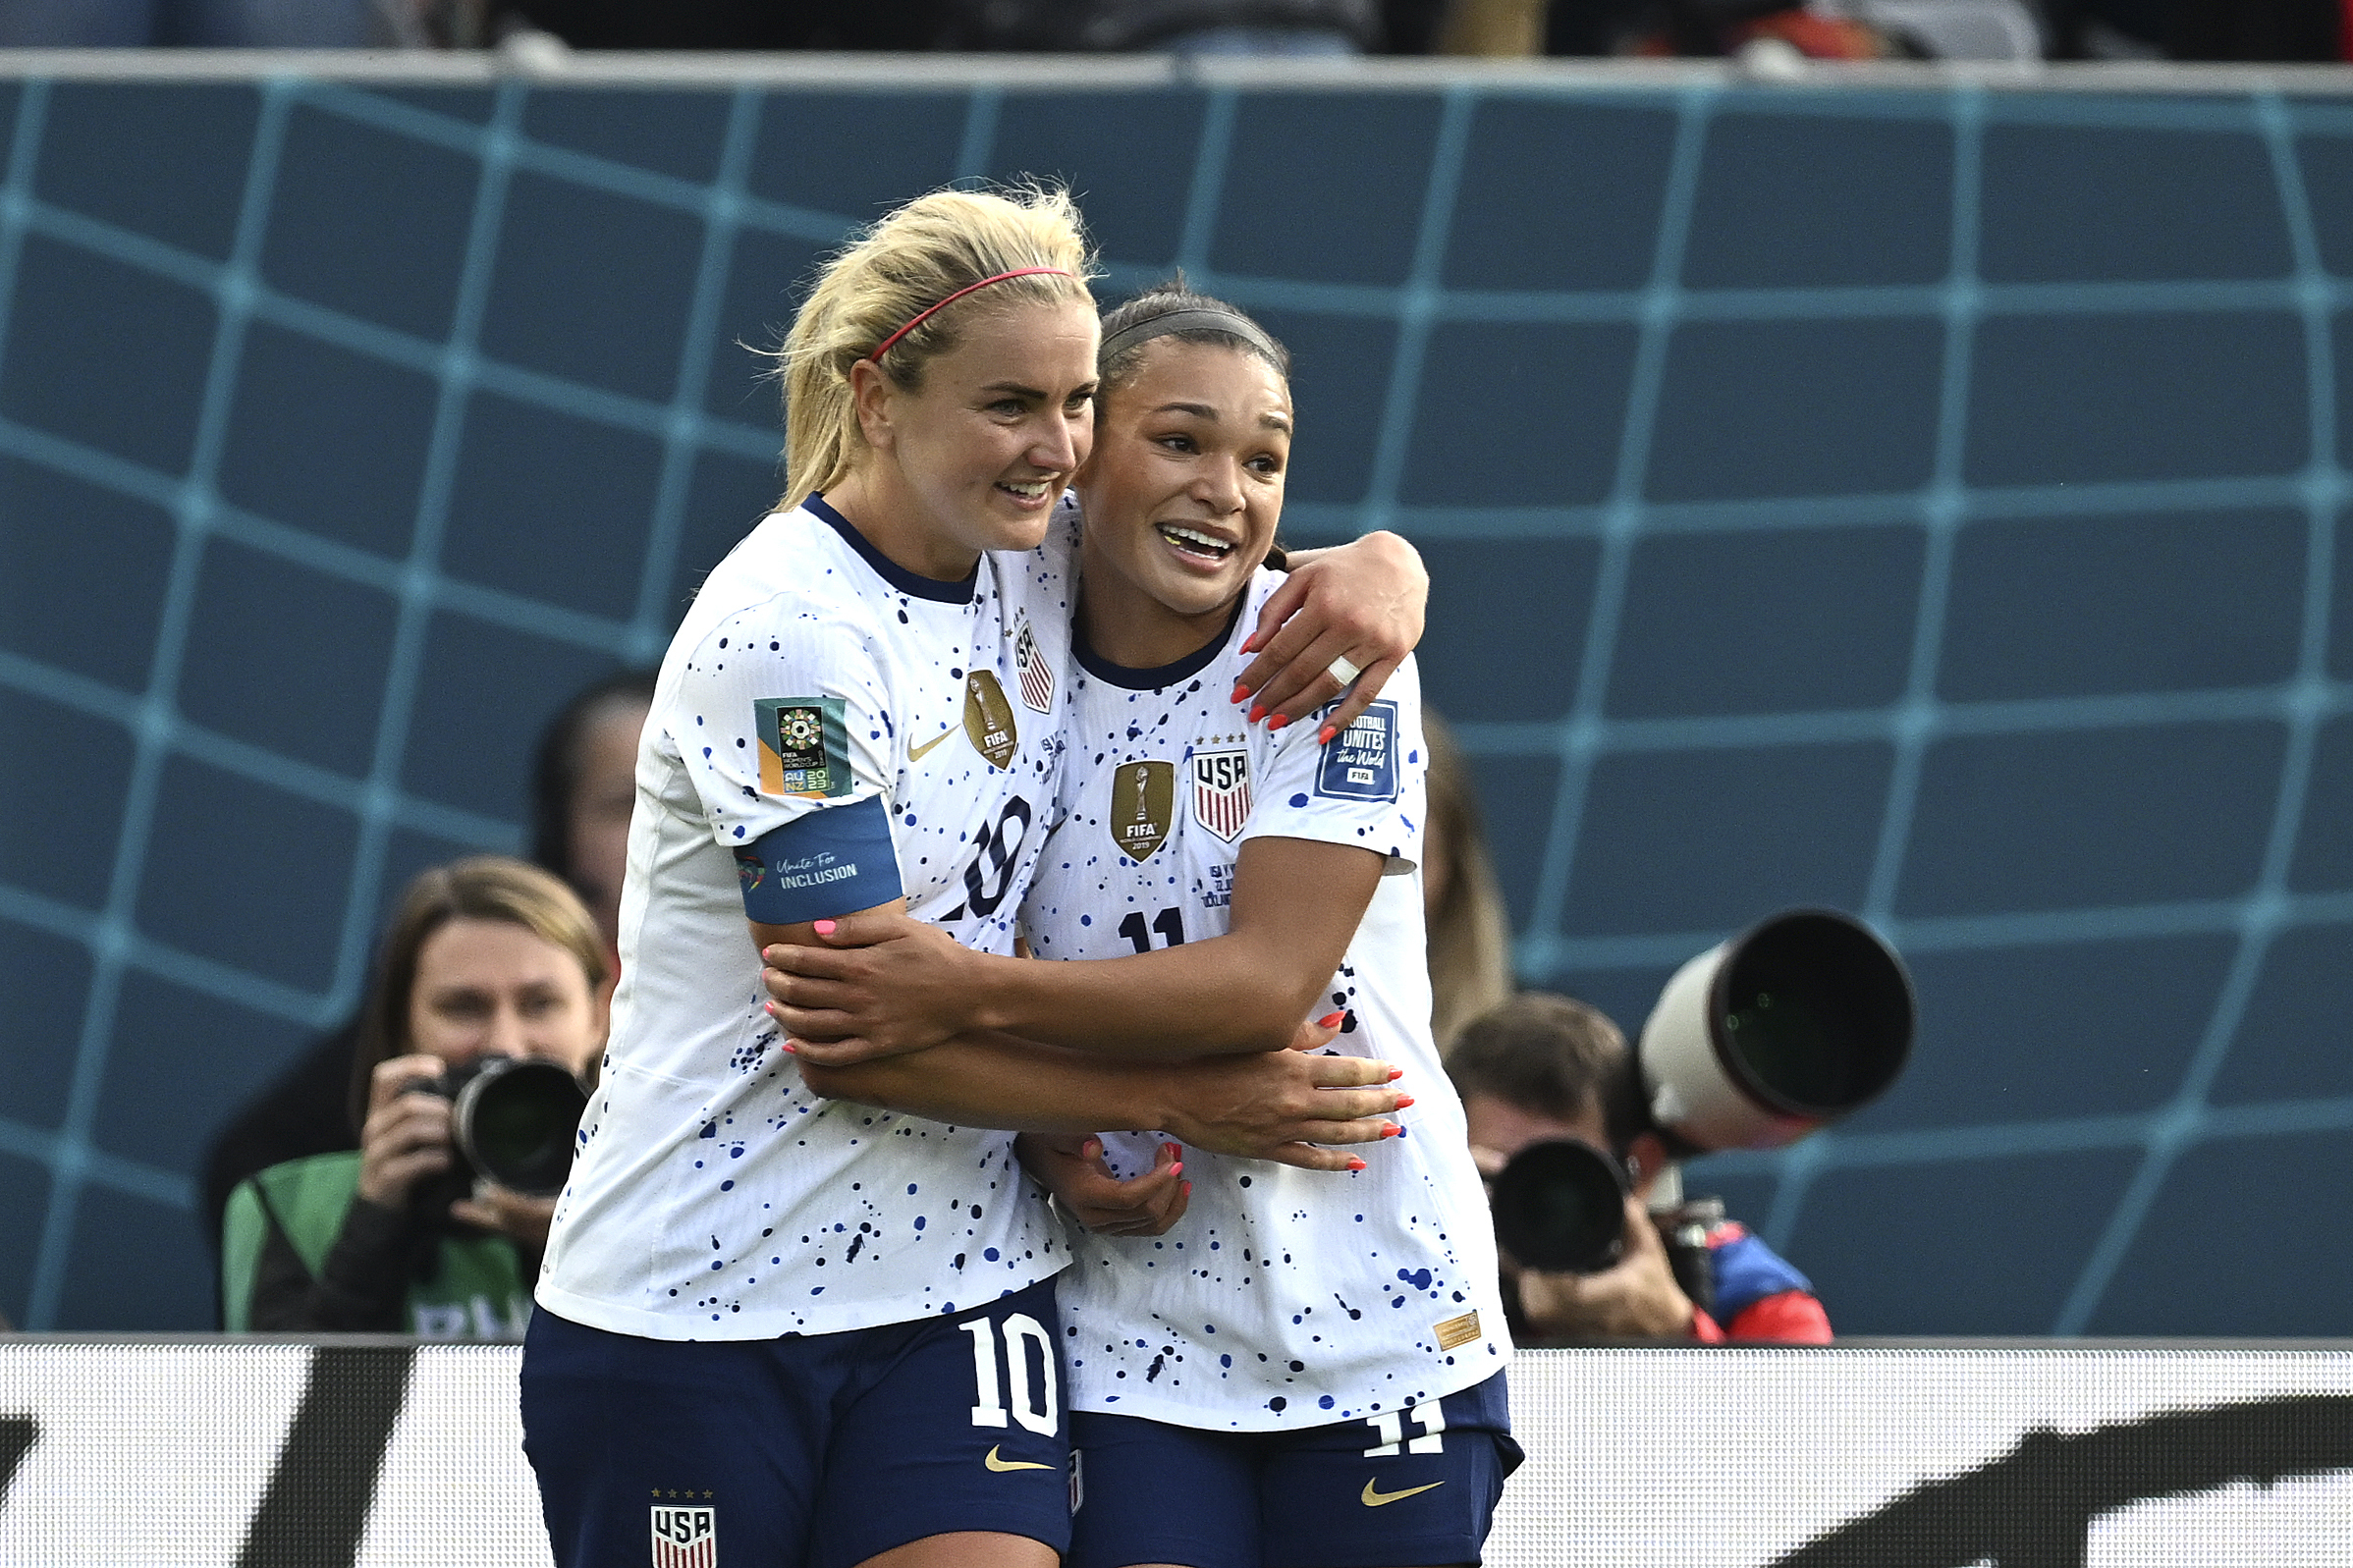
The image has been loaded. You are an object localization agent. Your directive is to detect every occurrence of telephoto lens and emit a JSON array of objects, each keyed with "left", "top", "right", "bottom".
[
  {"left": 428, "top": 1056, "right": 590, "bottom": 1198},
  {"left": 1488, "top": 1137, "right": 1633, "bottom": 1274}
]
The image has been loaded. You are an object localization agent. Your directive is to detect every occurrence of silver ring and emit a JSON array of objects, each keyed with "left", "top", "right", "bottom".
[{"left": 1326, "top": 654, "right": 1363, "bottom": 688}]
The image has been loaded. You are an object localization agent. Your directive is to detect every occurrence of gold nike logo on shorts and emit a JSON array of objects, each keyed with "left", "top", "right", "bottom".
[
  {"left": 1361, "top": 1479, "right": 1445, "bottom": 1507},
  {"left": 985, "top": 1445, "right": 1053, "bottom": 1473},
  {"left": 908, "top": 728, "right": 956, "bottom": 761}
]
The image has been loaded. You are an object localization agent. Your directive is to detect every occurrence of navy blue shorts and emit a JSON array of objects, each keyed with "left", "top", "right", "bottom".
[
  {"left": 520, "top": 1275, "right": 1072, "bottom": 1568},
  {"left": 1066, "top": 1372, "right": 1520, "bottom": 1568}
]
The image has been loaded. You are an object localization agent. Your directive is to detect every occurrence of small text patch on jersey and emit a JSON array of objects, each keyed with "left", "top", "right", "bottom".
[
  {"left": 1317, "top": 700, "right": 1398, "bottom": 802},
  {"left": 754, "top": 697, "right": 850, "bottom": 798},
  {"left": 1190, "top": 745, "right": 1251, "bottom": 842},
  {"left": 1110, "top": 760, "right": 1176, "bottom": 863},
  {"left": 1013, "top": 614, "right": 1055, "bottom": 714},
  {"left": 962, "top": 670, "right": 1019, "bottom": 769},
  {"left": 650, "top": 1504, "right": 716, "bottom": 1567}
]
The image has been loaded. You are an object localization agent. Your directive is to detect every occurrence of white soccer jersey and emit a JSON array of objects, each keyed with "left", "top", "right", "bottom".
[
  {"left": 1021, "top": 568, "right": 1509, "bottom": 1430},
  {"left": 537, "top": 496, "right": 1076, "bottom": 1341}
]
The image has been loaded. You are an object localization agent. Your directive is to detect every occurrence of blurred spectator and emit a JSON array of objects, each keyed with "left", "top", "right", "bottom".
[
  {"left": 491, "top": 0, "right": 954, "bottom": 49},
  {"left": 220, "top": 856, "right": 607, "bottom": 1336},
  {"left": 2045, "top": 0, "right": 2347, "bottom": 58},
  {"left": 529, "top": 668, "right": 656, "bottom": 974},
  {"left": 1, "top": 0, "right": 402, "bottom": 46},
  {"left": 1422, "top": 708, "right": 1514, "bottom": 1054},
  {"left": 1439, "top": 0, "right": 1936, "bottom": 56},
  {"left": 1450, "top": 991, "right": 1833, "bottom": 1342},
  {"left": 199, "top": 667, "right": 652, "bottom": 1261},
  {"left": 945, "top": 0, "right": 1381, "bottom": 50}
]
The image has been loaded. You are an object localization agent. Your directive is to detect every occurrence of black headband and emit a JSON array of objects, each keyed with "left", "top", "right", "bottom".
[{"left": 1099, "top": 305, "right": 1280, "bottom": 369}]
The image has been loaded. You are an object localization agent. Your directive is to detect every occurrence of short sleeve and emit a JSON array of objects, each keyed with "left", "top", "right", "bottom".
[
  {"left": 1239, "top": 656, "right": 1426, "bottom": 874},
  {"left": 668, "top": 599, "right": 897, "bottom": 849}
]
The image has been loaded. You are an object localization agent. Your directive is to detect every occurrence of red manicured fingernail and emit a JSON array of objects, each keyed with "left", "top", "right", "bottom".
[
  {"left": 1247, "top": 704, "right": 1267, "bottom": 724},
  {"left": 1170, "top": 1162, "right": 1183, "bottom": 1177},
  {"left": 1345, "top": 1158, "right": 1367, "bottom": 1172},
  {"left": 1181, "top": 1181, "right": 1193, "bottom": 1196},
  {"left": 1395, "top": 1095, "right": 1416, "bottom": 1109},
  {"left": 1317, "top": 1011, "right": 1344, "bottom": 1029},
  {"left": 1165, "top": 1142, "right": 1180, "bottom": 1159},
  {"left": 1382, "top": 1123, "right": 1401, "bottom": 1139},
  {"left": 1231, "top": 681, "right": 1250, "bottom": 704},
  {"left": 1266, "top": 715, "right": 1289, "bottom": 732},
  {"left": 1318, "top": 726, "right": 1339, "bottom": 746},
  {"left": 1387, "top": 1066, "right": 1404, "bottom": 1082},
  {"left": 781, "top": 1039, "right": 797, "bottom": 1054},
  {"left": 813, "top": 919, "right": 836, "bottom": 936}
]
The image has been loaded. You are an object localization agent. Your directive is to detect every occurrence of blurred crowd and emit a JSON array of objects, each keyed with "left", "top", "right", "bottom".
[{"left": 4, "top": 0, "right": 2346, "bottom": 63}]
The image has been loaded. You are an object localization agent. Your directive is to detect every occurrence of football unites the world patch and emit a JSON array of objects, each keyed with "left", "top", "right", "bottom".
[
  {"left": 1110, "top": 760, "right": 1176, "bottom": 863},
  {"left": 1013, "top": 613, "right": 1055, "bottom": 714},
  {"left": 650, "top": 1502, "right": 716, "bottom": 1567},
  {"left": 1316, "top": 700, "right": 1399, "bottom": 802},
  {"left": 1189, "top": 744, "right": 1251, "bottom": 842},
  {"left": 753, "top": 697, "right": 851, "bottom": 799}
]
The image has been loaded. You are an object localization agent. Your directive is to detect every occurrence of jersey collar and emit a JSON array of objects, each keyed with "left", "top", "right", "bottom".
[
  {"left": 1072, "top": 594, "right": 1247, "bottom": 691},
  {"left": 806, "top": 494, "right": 978, "bottom": 605}
]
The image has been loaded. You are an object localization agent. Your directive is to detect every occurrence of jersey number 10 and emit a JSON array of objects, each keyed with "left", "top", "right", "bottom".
[{"left": 962, "top": 1314, "right": 1060, "bottom": 1433}]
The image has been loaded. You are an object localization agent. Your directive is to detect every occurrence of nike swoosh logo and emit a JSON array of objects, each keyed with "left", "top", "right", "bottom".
[
  {"left": 908, "top": 727, "right": 957, "bottom": 761},
  {"left": 985, "top": 1445, "right": 1053, "bottom": 1473},
  {"left": 1361, "top": 1479, "right": 1445, "bottom": 1507}
]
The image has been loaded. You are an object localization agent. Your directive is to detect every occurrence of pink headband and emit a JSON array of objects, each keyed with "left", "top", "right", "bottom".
[{"left": 867, "top": 268, "right": 1074, "bottom": 363}]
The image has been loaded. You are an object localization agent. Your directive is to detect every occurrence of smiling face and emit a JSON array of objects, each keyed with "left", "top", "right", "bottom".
[
  {"left": 1073, "top": 338, "right": 1292, "bottom": 668},
  {"left": 832, "top": 296, "right": 1100, "bottom": 579}
]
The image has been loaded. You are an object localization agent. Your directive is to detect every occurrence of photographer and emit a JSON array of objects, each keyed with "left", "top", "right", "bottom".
[
  {"left": 1449, "top": 992, "right": 1831, "bottom": 1343},
  {"left": 220, "top": 858, "right": 606, "bottom": 1337}
]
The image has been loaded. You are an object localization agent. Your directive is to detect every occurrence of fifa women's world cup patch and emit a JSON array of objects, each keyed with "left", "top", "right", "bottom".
[
  {"left": 650, "top": 1498, "right": 716, "bottom": 1566},
  {"left": 754, "top": 697, "right": 851, "bottom": 798},
  {"left": 1110, "top": 760, "right": 1176, "bottom": 863},
  {"left": 962, "top": 669, "right": 1020, "bottom": 768},
  {"left": 1189, "top": 743, "right": 1251, "bottom": 842},
  {"left": 1317, "top": 700, "right": 1399, "bottom": 802},
  {"left": 1012, "top": 613, "right": 1055, "bottom": 714}
]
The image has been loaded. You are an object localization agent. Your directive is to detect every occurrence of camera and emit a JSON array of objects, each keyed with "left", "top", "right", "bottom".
[
  {"left": 1638, "top": 907, "right": 1913, "bottom": 1156},
  {"left": 406, "top": 1055, "right": 589, "bottom": 1199},
  {"left": 1489, "top": 908, "right": 1913, "bottom": 1284}
]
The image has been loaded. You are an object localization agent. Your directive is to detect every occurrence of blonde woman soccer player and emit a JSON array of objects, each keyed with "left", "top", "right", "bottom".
[
  {"left": 767, "top": 283, "right": 1516, "bottom": 1568},
  {"left": 520, "top": 191, "right": 1421, "bottom": 1568}
]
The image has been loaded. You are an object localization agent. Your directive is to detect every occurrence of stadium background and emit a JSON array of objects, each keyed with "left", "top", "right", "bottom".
[{"left": 0, "top": 55, "right": 2347, "bottom": 1337}]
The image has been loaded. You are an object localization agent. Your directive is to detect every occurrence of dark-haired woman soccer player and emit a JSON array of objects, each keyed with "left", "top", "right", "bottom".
[
  {"left": 520, "top": 189, "right": 1423, "bottom": 1568},
  {"left": 766, "top": 284, "right": 1517, "bottom": 1568}
]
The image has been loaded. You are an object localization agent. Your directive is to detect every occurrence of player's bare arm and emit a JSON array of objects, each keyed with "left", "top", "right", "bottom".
[
  {"left": 765, "top": 834, "right": 1387, "bottom": 1064},
  {"left": 1233, "top": 530, "right": 1427, "bottom": 735},
  {"left": 794, "top": 1023, "right": 1400, "bottom": 1173}
]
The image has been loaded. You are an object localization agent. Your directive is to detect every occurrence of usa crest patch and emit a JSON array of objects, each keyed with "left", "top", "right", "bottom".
[
  {"left": 651, "top": 1502, "right": 716, "bottom": 1567},
  {"left": 1013, "top": 613, "right": 1055, "bottom": 714},
  {"left": 1190, "top": 745, "right": 1251, "bottom": 842}
]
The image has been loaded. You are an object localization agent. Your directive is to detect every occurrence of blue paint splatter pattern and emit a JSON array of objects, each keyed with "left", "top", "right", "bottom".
[
  {"left": 538, "top": 497, "right": 1078, "bottom": 1342},
  {"left": 1020, "top": 568, "right": 1506, "bottom": 1431}
]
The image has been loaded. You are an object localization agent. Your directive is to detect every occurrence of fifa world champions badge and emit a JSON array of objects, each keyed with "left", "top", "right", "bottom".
[
  {"left": 961, "top": 670, "right": 1021, "bottom": 769},
  {"left": 650, "top": 1502, "right": 717, "bottom": 1567},
  {"left": 1110, "top": 760, "right": 1176, "bottom": 863},
  {"left": 1189, "top": 743, "right": 1251, "bottom": 842},
  {"left": 1013, "top": 613, "right": 1055, "bottom": 714},
  {"left": 754, "top": 697, "right": 852, "bottom": 799}
]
